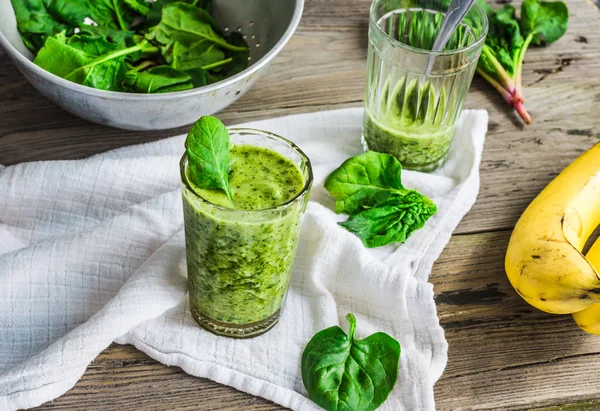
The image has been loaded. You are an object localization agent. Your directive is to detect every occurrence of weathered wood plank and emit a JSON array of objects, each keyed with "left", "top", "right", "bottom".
[
  {"left": 433, "top": 231, "right": 600, "bottom": 410},
  {"left": 32, "top": 344, "right": 283, "bottom": 410}
]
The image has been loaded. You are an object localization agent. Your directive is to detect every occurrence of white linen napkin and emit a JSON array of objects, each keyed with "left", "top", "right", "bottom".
[{"left": 0, "top": 108, "right": 488, "bottom": 411}]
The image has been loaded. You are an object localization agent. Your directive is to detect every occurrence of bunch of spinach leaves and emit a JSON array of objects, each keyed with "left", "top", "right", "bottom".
[
  {"left": 324, "top": 151, "right": 437, "bottom": 248},
  {"left": 301, "top": 313, "right": 401, "bottom": 411},
  {"left": 476, "top": 0, "right": 568, "bottom": 124},
  {"left": 11, "top": 0, "right": 248, "bottom": 93}
]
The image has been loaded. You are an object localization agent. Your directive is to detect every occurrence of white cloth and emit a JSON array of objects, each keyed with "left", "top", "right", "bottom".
[{"left": 0, "top": 108, "right": 488, "bottom": 411}]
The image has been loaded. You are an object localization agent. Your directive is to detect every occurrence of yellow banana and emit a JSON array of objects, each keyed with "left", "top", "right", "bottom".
[
  {"left": 573, "top": 238, "right": 600, "bottom": 334},
  {"left": 505, "top": 142, "right": 600, "bottom": 314}
]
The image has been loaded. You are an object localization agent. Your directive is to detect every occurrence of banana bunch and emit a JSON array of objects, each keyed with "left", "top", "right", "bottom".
[{"left": 505, "top": 142, "right": 600, "bottom": 334}]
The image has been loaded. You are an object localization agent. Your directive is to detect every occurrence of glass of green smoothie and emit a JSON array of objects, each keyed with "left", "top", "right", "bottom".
[
  {"left": 180, "top": 128, "right": 313, "bottom": 338},
  {"left": 363, "top": 0, "right": 488, "bottom": 172}
]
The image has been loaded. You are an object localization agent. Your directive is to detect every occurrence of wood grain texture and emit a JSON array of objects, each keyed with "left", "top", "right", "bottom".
[{"left": 1, "top": 0, "right": 599, "bottom": 410}]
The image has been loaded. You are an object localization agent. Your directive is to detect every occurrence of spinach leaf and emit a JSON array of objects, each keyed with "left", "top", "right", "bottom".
[
  {"left": 10, "top": 0, "right": 88, "bottom": 52},
  {"left": 87, "top": 0, "right": 149, "bottom": 31},
  {"left": 168, "top": 41, "right": 229, "bottom": 86},
  {"left": 146, "top": 0, "right": 211, "bottom": 28},
  {"left": 301, "top": 313, "right": 401, "bottom": 411},
  {"left": 124, "top": 66, "right": 194, "bottom": 93},
  {"left": 43, "top": 0, "right": 90, "bottom": 24},
  {"left": 172, "top": 42, "right": 226, "bottom": 71},
  {"left": 520, "top": 0, "right": 569, "bottom": 46},
  {"left": 34, "top": 31, "right": 146, "bottom": 91},
  {"left": 325, "top": 152, "right": 437, "bottom": 248},
  {"left": 220, "top": 32, "right": 251, "bottom": 78},
  {"left": 185, "top": 116, "right": 233, "bottom": 199},
  {"left": 147, "top": 3, "right": 247, "bottom": 53},
  {"left": 340, "top": 191, "right": 437, "bottom": 248},
  {"left": 185, "top": 67, "right": 209, "bottom": 87},
  {"left": 324, "top": 151, "right": 404, "bottom": 215},
  {"left": 123, "top": 0, "right": 150, "bottom": 16},
  {"left": 78, "top": 24, "right": 134, "bottom": 48}
]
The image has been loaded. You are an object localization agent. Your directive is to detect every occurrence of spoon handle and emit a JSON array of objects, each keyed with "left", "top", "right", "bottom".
[
  {"left": 425, "top": 0, "right": 476, "bottom": 73},
  {"left": 431, "top": 0, "right": 476, "bottom": 53}
]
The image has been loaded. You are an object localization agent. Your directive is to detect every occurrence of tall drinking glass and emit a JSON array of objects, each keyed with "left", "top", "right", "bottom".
[
  {"left": 181, "top": 129, "right": 313, "bottom": 338},
  {"left": 363, "top": 0, "right": 488, "bottom": 172}
]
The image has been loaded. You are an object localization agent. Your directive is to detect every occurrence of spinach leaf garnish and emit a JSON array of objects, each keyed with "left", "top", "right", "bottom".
[
  {"left": 185, "top": 116, "right": 233, "bottom": 199},
  {"left": 324, "top": 151, "right": 437, "bottom": 248},
  {"left": 301, "top": 313, "right": 401, "bottom": 411}
]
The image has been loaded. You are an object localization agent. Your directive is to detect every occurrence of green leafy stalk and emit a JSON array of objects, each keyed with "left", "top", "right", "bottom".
[
  {"left": 475, "top": 0, "right": 568, "bottom": 124},
  {"left": 301, "top": 314, "right": 401, "bottom": 411},
  {"left": 324, "top": 152, "right": 437, "bottom": 248},
  {"left": 200, "top": 58, "right": 232, "bottom": 71},
  {"left": 113, "top": 0, "right": 127, "bottom": 30},
  {"left": 185, "top": 116, "right": 233, "bottom": 199}
]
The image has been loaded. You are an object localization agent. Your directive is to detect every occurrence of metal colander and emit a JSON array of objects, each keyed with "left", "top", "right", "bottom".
[{"left": 0, "top": 0, "right": 305, "bottom": 130}]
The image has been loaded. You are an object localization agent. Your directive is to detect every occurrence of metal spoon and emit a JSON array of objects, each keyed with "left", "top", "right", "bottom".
[{"left": 425, "top": 0, "right": 476, "bottom": 73}]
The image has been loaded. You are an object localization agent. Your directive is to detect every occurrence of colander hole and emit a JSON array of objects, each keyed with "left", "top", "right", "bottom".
[
  {"left": 249, "top": 21, "right": 254, "bottom": 26},
  {"left": 243, "top": 34, "right": 247, "bottom": 39},
  {"left": 224, "top": 27, "right": 229, "bottom": 32},
  {"left": 255, "top": 42, "right": 260, "bottom": 48},
  {"left": 251, "top": 34, "right": 256, "bottom": 39},
  {"left": 237, "top": 27, "right": 242, "bottom": 32},
  {"left": 248, "top": 56, "right": 252, "bottom": 61}
]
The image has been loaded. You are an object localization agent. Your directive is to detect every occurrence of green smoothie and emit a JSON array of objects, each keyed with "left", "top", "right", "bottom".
[
  {"left": 363, "top": 109, "right": 455, "bottom": 171},
  {"left": 182, "top": 144, "right": 309, "bottom": 333}
]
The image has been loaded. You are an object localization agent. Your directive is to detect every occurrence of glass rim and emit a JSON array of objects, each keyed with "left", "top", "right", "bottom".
[
  {"left": 369, "top": 0, "right": 489, "bottom": 57},
  {"left": 180, "top": 127, "right": 314, "bottom": 213}
]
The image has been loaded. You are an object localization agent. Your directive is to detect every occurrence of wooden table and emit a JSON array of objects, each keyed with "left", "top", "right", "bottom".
[{"left": 2, "top": 0, "right": 600, "bottom": 409}]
